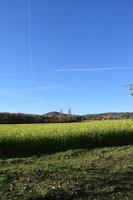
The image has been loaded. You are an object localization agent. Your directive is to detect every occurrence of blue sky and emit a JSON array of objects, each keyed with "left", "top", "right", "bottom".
[{"left": 0, "top": 0, "right": 133, "bottom": 114}]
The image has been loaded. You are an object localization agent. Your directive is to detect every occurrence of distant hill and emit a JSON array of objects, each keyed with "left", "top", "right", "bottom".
[
  {"left": 44, "top": 111, "right": 62, "bottom": 116},
  {"left": 84, "top": 112, "right": 133, "bottom": 120}
]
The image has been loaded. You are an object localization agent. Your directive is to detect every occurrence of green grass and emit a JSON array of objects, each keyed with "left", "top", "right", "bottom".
[
  {"left": 0, "top": 146, "right": 133, "bottom": 200},
  {"left": 0, "top": 120, "right": 133, "bottom": 199},
  {"left": 0, "top": 120, "right": 133, "bottom": 156}
]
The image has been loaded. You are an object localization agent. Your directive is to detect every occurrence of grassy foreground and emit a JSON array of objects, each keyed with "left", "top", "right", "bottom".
[
  {"left": 0, "top": 146, "right": 133, "bottom": 200},
  {"left": 0, "top": 120, "right": 133, "bottom": 156}
]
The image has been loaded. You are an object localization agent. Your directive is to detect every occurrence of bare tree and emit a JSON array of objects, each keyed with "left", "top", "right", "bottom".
[
  {"left": 125, "top": 84, "right": 133, "bottom": 96},
  {"left": 68, "top": 108, "right": 71, "bottom": 115},
  {"left": 60, "top": 109, "right": 63, "bottom": 114}
]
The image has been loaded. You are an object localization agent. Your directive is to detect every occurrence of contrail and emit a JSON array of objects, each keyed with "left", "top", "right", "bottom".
[
  {"left": 28, "top": 0, "right": 34, "bottom": 76},
  {"left": 56, "top": 67, "right": 133, "bottom": 72}
]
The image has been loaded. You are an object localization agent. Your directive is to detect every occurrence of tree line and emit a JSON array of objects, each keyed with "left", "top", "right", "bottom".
[
  {"left": 0, "top": 112, "right": 82, "bottom": 124},
  {"left": 0, "top": 112, "right": 133, "bottom": 124}
]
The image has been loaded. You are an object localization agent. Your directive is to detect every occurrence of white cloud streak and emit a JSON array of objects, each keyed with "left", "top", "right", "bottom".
[
  {"left": 34, "top": 86, "right": 56, "bottom": 91},
  {"left": 28, "top": 0, "right": 34, "bottom": 76},
  {"left": 56, "top": 67, "right": 133, "bottom": 72}
]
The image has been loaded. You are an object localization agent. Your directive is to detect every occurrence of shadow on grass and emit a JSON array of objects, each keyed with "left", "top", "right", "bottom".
[
  {"left": 0, "top": 130, "right": 133, "bottom": 158},
  {"left": 28, "top": 168, "right": 133, "bottom": 200}
]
